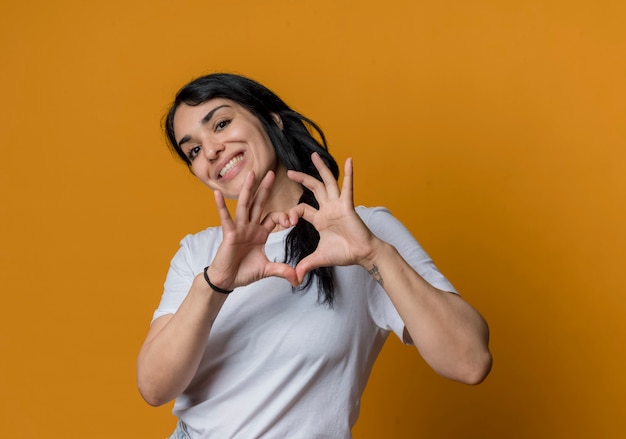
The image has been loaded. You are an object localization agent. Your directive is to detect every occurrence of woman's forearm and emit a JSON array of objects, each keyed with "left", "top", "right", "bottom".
[
  {"left": 362, "top": 240, "right": 492, "bottom": 384},
  {"left": 137, "top": 274, "right": 228, "bottom": 406}
]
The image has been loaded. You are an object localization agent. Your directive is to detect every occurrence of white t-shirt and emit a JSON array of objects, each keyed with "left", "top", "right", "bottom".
[{"left": 152, "top": 206, "right": 456, "bottom": 438}]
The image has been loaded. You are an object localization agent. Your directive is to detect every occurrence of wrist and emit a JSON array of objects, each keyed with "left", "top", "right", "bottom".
[
  {"left": 357, "top": 237, "right": 388, "bottom": 269},
  {"left": 359, "top": 240, "right": 396, "bottom": 288},
  {"left": 190, "top": 272, "right": 229, "bottom": 310},
  {"left": 203, "top": 266, "right": 234, "bottom": 294}
]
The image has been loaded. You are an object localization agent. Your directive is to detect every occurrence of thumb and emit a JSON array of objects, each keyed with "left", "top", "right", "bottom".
[
  {"left": 265, "top": 262, "right": 299, "bottom": 288},
  {"left": 288, "top": 203, "right": 318, "bottom": 225},
  {"left": 294, "top": 253, "right": 326, "bottom": 284}
]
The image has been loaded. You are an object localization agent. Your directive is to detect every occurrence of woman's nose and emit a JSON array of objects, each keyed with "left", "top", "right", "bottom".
[{"left": 202, "top": 140, "right": 224, "bottom": 161}]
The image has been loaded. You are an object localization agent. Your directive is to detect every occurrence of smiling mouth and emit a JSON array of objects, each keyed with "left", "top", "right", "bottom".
[{"left": 219, "top": 154, "right": 244, "bottom": 178}]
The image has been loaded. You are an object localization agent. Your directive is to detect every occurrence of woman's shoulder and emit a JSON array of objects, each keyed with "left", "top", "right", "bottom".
[
  {"left": 355, "top": 205, "right": 415, "bottom": 242},
  {"left": 355, "top": 205, "right": 394, "bottom": 224},
  {"left": 178, "top": 225, "right": 223, "bottom": 253}
]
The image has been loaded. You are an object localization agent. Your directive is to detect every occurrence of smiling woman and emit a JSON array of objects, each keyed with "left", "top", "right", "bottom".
[
  {"left": 136, "top": 73, "right": 492, "bottom": 438},
  {"left": 172, "top": 100, "right": 286, "bottom": 199}
]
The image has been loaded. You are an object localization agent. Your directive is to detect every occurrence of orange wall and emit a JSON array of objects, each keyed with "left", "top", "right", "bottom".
[{"left": 1, "top": 1, "right": 625, "bottom": 437}]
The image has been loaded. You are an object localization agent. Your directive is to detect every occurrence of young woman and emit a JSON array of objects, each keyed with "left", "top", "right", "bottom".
[{"left": 137, "top": 73, "right": 492, "bottom": 438}]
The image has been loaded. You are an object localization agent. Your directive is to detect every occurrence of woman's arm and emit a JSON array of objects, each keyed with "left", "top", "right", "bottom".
[
  {"left": 361, "top": 240, "right": 491, "bottom": 384},
  {"left": 137, "top": 274, "right": 228, "bottom": 406},
  {"left": 137, "top": 170, "right": 298, "bottom": 405},
  {"left": 287, "top": 154, "right": 492, "bottom": 384}
]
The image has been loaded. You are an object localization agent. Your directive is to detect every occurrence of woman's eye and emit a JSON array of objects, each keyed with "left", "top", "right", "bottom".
[
  {"left": 216, "top": 119, "right": 231, "bottom": 131},
  {"left": 188, "top": 145, "right": 201, "bottom": 161}
]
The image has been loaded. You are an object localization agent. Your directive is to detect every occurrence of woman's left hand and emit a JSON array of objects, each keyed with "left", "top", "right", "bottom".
[
  {"left": 290, "top": 154, "right": 493, "bottom": 385},
  {"left": 287, "top": 153, "right": 381, "bottom": 283}
]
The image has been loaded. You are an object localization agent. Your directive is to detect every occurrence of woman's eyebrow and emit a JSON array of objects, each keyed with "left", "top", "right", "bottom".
[
  {"left": 201, "top": 104, "right": 230, "bottom": 124},
  {"left": 177, "top": 104, "right": 232, "bottom": 148}
]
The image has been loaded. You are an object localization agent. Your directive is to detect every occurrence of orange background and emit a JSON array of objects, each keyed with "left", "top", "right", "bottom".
[{"left": 1, "top": 1, "right": 625, "bottom": 437}]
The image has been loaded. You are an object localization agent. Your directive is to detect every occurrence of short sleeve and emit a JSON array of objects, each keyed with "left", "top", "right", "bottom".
[
  {"left": 151, "top": 227, "right": 223, "bottom": 323},
  {"left": 358, "top": 206, "right": 457, "bottom": 342}
]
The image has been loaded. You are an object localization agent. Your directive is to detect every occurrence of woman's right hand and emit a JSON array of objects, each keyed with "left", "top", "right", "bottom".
[{"left": 206, "top": 169, "right": 299, "bottom": 291}]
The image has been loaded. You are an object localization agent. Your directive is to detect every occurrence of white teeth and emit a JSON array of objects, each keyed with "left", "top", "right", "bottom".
[{"left": 219, "top": 154, "right": 243, "bottom": 177}]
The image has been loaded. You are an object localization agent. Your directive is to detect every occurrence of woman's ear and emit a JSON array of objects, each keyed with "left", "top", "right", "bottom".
[{"left": 271, "top": 113, "right": 283, "bottom": 130}]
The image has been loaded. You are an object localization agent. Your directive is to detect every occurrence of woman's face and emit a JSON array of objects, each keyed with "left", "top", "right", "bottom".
[{"left": 172, "top": 98, "right": 280, "bottom": 199}]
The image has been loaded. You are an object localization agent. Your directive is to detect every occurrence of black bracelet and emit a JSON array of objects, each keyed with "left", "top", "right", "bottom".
[{"left": 203, "top": 266, "right": 234, "bottom": 294}]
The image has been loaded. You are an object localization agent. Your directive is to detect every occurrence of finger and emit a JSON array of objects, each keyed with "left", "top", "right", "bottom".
[
  {"left": 311, "top": 152, "right": 341, "bottom": 199},
  {"left": 249, "top": 170, "right": 275, "bottom": 223},
  {"left": 264, "top": 262, "right": 299, "bottom": 287},
  {"left": 261, "top": 210, "right": 293, "bottom": 232},
  {"left": 294, "top": 254, "right": 324, "bottom": 284},
  {"left": 234, "top": 170, "right": 256, "bottom": 223},
  {"left": 214, "top": 190, "right": 233, "bottom": 228},
  {"left": 287, "top": 203, "right": 319, "bottom": 225},
  {"left": 287, "top": 169, "right": 328, "bottom": 204},
  {"left": 341, "top": 157, "right": 354, "bottom": 207}
]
